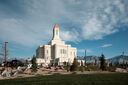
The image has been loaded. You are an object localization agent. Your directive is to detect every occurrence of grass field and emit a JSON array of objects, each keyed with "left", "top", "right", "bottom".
[{"left": 0, "top": 73, "right": 128, "bottom": 85}]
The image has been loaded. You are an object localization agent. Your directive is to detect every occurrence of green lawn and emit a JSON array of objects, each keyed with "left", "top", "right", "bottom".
[{"left": 0, "top": 73, "right": 128, "bottom": 85}]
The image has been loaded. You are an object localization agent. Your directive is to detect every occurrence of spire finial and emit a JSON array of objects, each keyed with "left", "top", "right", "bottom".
[{"left": 54, "top": 24, "right": 59, "bottom": 29}]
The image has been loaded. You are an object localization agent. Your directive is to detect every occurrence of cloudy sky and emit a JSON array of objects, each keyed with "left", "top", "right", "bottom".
[{"left": 0, "top": 0, "right": 128, "bottom": 59}]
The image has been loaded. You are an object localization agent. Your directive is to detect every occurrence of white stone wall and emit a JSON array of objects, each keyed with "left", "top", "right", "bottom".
[
  {"left": 37, "top": 43, "right": 77, "bottom": 65},
  {"left": 54, "top": 44, "right": 77, "bottom": 64},
  {"left": 36, "top": 58, "right": 50, "bottom": 66},
  {"left": 44, "top": 45, "right": 51, "bottom": 60},
  {"left": 36, "top": 46, "right": 44, "bottom": 58},
  {"left": 78, "top": 60, "right": 85, "bottom": 66},
  {"left": 36, "top": 58, "right": 45, "bottom": 65}
]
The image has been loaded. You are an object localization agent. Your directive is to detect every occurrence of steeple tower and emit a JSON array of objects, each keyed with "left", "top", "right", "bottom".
[{"left": 52, "top": 24, "right": 60, "bottom": 40}]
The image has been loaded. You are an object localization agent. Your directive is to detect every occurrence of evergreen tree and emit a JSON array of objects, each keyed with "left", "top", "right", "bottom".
[
  {"left": 31, "top": 55, "right": 37, "bottom": 72},
  {"left": 70, "top": 58, "right": 79, "bottom": 71},
  {"left": 100, "top": 54, "right": 106, "bottom": 71}
]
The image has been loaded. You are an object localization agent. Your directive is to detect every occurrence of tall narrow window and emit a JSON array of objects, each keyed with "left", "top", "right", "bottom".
[
  {"left": 63, "top": 49, "right": 65, "bottom": 54},
  {"left": 60, "top": 49, "right": 62, "bottom": 54},
  {"left": 56, "top": 30, "right": 58, "bottom": 35},
  {"left": 47, "top": 50, "right": 48, "bottom": 54},
  {"left": 62, "top": 49, "right": 64, "bottom": 54}
]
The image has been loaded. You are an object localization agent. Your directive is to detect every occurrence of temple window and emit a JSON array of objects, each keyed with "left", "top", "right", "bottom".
[
  {"left": 47, "top": 50, "right": 48, "bottom": 54},
  {"left": 56, "top": 30, "right": 58, "bottom": 35}
]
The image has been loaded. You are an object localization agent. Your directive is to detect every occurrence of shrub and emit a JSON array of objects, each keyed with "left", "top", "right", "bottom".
[
  {"left": 107, "top": 66, "right": 116, "bottom": 72},
  {"left": 85, "top": 66, "right": 99, "bottom": 71}
]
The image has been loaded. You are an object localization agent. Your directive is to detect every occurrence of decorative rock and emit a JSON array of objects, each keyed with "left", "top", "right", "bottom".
[
  {"left": 0, "top": 75, "right": 3, "bottom": 79},
  {"left": 115, "top": 68, "right": 127, "bottom": 73}
]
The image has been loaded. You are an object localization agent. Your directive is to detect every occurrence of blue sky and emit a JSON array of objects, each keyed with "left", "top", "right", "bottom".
[{"left": 0, "top": 0, "right": 128, "bottom": 59}]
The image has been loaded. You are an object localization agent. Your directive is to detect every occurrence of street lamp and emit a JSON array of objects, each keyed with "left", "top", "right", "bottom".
[{"left": 5, "top": 42, "right": 8, "bottom": 67}]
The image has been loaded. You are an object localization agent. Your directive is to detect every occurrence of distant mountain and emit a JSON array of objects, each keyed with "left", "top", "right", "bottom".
[
  {"left": 108, "top": 55, "right": 128, "bottom": 63},
  {"left": 77, "top": 55, "right": 128, "bottom": 63}
]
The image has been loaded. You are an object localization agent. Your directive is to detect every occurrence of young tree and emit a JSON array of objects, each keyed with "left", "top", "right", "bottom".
[
  {"left": 100, "top": 54, "right": 106, "bottom": 71},
  {"left": 122, "top": 60, "right": 125, "bottom": 69},
  {"left": 94, "top": 58, "right": 97, "bottom": 65},
  {"left": 81, "top": 60, "right": 83, "bottom": 66},
  {"left": 126, "top": 62, "right": 128, "bottom": 68},
  {"left": 67, "top": 62, "right": 70, "bottom": 72},
  {"left": 84, "top": 60, "right": 86, "bottom": 66},
  {"left": 31, "top": 55, "right": 37, "bottom": 72},
  {"left": 81, "top": 61, "right": 85, "bottom": 72},
  {"left": 70, "top": 58, "right": 79, "bottom": 71},
  {"left": 109, "top": 62, "right": 113, "bottom": 67}
]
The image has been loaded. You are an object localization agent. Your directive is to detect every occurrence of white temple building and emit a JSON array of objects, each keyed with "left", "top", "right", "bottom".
[{"left": 36, "top": 24, "right": 77, "bottom": 66}]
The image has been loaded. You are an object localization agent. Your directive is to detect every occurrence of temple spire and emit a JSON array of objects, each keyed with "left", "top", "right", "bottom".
[
  {"left": 52, "top": 24, "right": 60, "bottom": 40},
  {"left": 54, "top": 24, "right": 59, "bottom": 29}
]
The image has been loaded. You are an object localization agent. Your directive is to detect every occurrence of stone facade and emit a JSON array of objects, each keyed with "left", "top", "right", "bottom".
[{"left": 36, "top": 24, "right": 77, "bottom": 66}]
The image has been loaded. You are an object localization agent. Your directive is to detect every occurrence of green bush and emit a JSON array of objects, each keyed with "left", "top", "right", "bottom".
[
  {"left": 107, "top": 66, "right": 116, "bottom": 72},
  {"left": 85, "top": 66, "right": 100, "bottom": 71}
]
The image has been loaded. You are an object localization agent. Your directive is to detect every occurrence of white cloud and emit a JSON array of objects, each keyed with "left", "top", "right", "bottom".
[
  {"left": 81, "top": 0, "right": 126, "bottom": 40},
  {"left": 0, "top": 18, "right": 49, "bottom": 46},
  {"left": 0, "top": 0, "right": 127, "bottom": 46},
  {"left": 104, "top": 7, "right": 111, "bottom": 14},
  {"left": 82, "top": 15, "right": 117, "bottom": 40},
  {"left": 101, "top": 44, "right": 112, "bottom": 48},
  {"left": 60, "top": 28, "right": 80, "bottom": 42}
]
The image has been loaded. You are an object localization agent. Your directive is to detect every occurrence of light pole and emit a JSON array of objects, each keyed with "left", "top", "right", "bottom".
[
  {"left": 85, "top": 49, "right": 86, "bottom": 65},
  {"left": 0, "top": 42, "right": 8, "bottom": 69},
  {"left": 5, "top": 42, "right": 8, "bottom": 63},
  {"left": 4, "top": 42, "right": 8, "bottom": 68}
]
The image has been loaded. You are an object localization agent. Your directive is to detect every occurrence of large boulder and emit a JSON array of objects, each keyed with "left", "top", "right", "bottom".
[
  {"left": 2, "top": 70, "right": 11, "bottom": 77},
  {"left": 0, "top": 74, "right": 3, "bottom": 79}
]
